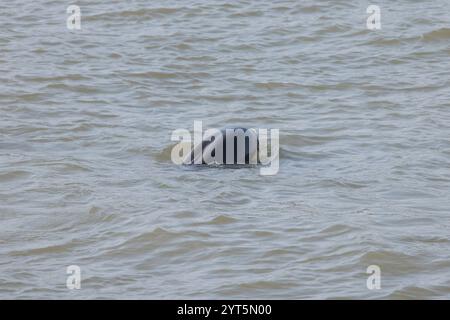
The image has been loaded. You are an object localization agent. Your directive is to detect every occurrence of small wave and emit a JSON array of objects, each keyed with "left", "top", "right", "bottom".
[
  {"left": 421, "top": 27, "right": 450, "bottom": 41},
  {"left": 301, "top": 224, "right": 357, "bottom": 242},
  {"left": 319, "top": 179, "right": 367, "bottom": 189},
  {"left": 283, "top": 133, "right": 336, "bottom": 147},
  {"left": 124, "top": 71, "right": 178, "bottom": 79},
  {"left": 9, "top": 241, "right": 77, "bottom": 257},
  {"left": 229, "top": 11, "right": 264, "bottom": 18},
  {"left": 238, "top": 280, "right": 296, "bottom": 290},
  {"left": 0, "top": 170, "right": 31, "bottom": 182},
  {"left": 359, "top": 250, "right": 424, "bottom": 274},
  {"left": 364, "top": 37, "right": 405, "bottom": 46},
  {"left": 315, "top": 24, "right": 351, "bottom": 35},
  {"left": 18, "top": 74, "right": 89, "bottom": 82},
  {"left": 86, "top": 7, "right": 181, "bottom": 21},
  {"left": 386, "top": 285, "right": 442, "bottom": 299},
  {"left": 120, "top": 7, "right": 179, "bottom": 16},
  {"left": 254, "top": 82, "right": 300, "bottom": 89},
  {"left": 301, "top": 5, "right": 323, "bottom": 14},
  {"left": 198, "top": 215, "right": 237, "bottom": 225},
  {"left": 99, "top": 227, "right": 212, "bottom": 260},
  {"left": 15, "top": 93, "right": 42, "bottom": 102},
  {"left": 107, "top": 228, "right": 179, "bottom": 256},
  {"left": 318, "top": 224, "right": 356, "bottom": 235},
  {"left": 45, "top": 84, "right": 100, "bottom": 94},
  {"left": 262, "top": 248, "right": 298, "bottom": 258}
]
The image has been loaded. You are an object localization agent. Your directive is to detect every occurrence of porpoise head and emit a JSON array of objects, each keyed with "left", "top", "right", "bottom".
[{"left": 184, "top": 127, "right": 259, "bottom": 165}]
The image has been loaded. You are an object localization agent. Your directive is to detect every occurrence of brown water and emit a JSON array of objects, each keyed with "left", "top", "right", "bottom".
[{"left": 1, "top": 0, "right": 450, "bottom": 299}]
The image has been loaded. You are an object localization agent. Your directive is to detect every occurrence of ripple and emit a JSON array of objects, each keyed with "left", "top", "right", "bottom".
[
  {"left": 0, "top": 170, "right": 31, "bottom": 182},
  {"left": 9, "top": 241, "right": 78, "bottom": 257},
  {"left": 86, "top": 7, "right": 182, "bottom": 21},
  {"left": 386, "top": 286, "right": 444, "bottom": 299}
]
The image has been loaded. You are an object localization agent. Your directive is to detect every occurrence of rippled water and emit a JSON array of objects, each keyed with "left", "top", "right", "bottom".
[{"left": 1, "top": 0, "right": 450, "bottom": 299}]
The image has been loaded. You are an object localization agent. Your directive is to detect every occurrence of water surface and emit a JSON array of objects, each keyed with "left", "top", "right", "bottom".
[{"left": 1, "top": 0, "right": 450, "bottom": 299}]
